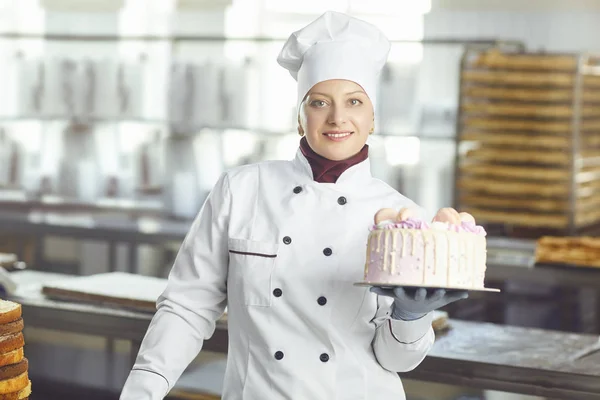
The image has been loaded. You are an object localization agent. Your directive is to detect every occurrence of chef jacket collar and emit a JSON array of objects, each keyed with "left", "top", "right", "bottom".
[
  {"left": 293, "top": 146, "right": 372, "bottom": 189},
  {"left": 299, "top": 136, "right": 369, "bottom": 184}
]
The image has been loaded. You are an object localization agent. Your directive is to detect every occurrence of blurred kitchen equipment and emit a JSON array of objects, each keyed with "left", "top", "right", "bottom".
[
  {"left": 14, "top": 57, "right": 143, "bottom": 122},
  {"left": 168, "top": 58, "right": 258, "bottom": 132},
  {"left": 42, "top": 57, "right": 77, "bottom": 119},
  {"left": 0, "top": 128, "right": 19, "bottom": 188},
  {"left": 163, "top": 134, "right": 202, "bottom": 220},
  {"left": 192, "top": 61, "right": 221, "bottom": 128},
  {"left": 377, "top": 62, "right": 420, "bottom": 135},
  {"left": 162, "top": 128, "right": 225, "bottom": 220},
  {"left": 57, "top": 123, "right": 100, "bottom": 200},
  {"left": 118, "top": 59, "right": 144, "bottom": 121},
  {"left": 167, "top": 62, "right": 187, "bottom": 132},
  {"left": 167, "top": 61, "right": 219, "bottom": 133},
  {"left": 88, "top": 59, "right": 120, "bottom": 119},
  {"left": 13, "top": 55, "right": 44, "bottom": 118},
  {"left": 220, "top": 58, "right": 257, "bottom": 128},
  {"left": 0, "top": 253, "right": 26, "bottom": 298},
  {"left": 0, "top": 253, "right": 26, "bottom": 272},
  {"left": 134, "top": 129, "right": 164, "bottom": 198}
]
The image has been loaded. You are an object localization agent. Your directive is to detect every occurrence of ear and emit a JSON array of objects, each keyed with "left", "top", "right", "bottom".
[{"left": 297, "top": 112, "right": 305, "bottom": 136}]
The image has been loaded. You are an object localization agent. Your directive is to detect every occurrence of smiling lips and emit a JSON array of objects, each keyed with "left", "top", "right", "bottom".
[{"left": 323, "top": 131, "right": 353, "bottom": 142}]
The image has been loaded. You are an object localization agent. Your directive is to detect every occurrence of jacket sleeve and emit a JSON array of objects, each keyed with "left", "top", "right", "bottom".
[
  {"left": 120, "top": 172, "right": 231, "bottom": 400},
  {"left": 371, "top": 293, "right": 434, "bottom": 372}
]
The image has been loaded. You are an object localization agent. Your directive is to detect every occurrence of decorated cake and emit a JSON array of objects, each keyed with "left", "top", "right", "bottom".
[{"left": 363, "top": 207, "right": 490, "bottom": 290}]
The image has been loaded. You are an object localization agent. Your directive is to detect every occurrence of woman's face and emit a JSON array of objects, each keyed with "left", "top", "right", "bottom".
[{"left": 299, "top": 79, "right": 374, "bottom": 161}]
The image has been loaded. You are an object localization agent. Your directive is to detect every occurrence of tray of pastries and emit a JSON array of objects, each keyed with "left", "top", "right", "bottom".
[{"left": 535, "top": 236, "right": 600, "bottom": 268}]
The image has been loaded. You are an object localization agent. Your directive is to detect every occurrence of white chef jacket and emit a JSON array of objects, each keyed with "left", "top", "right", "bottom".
[{"left": 120, "top": 148, "right": 435, "bottom": 400}]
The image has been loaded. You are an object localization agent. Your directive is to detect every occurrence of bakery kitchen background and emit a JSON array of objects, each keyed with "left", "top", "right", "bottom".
[{"left": 1, "top": 1, "right": 600, "bottom": 400}]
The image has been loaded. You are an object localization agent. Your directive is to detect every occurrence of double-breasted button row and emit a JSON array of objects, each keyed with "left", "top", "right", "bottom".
[
  {"left": 292, "top": 186, "right": 347, "bottom": 207},
  {"left": 273, "top": 287, "right": 325, "bottom": 305},
  {"left": 273, "top": 288, "right": 326, "bottom": 306},
  {"left": 273, "top": 351, "right": 330, "bottom": 362},
  {"left": 283, "top": 235, "right": 332, "bottom": 258}
]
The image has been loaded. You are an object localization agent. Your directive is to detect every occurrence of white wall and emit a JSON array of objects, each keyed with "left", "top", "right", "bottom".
[
  {"left": 425, "top": 9, "right": 600, "bottom": 52},
  {"left": 421, "top": 7, "right": 600, "bottom": 111}
]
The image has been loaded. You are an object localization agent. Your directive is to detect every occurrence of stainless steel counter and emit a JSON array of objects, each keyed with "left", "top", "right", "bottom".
[
  {"left": 0, "top": 210, "right": 192, "bottom": 273},
  {"left": 7, "top": 271, "right": 600, "bottom": 399},
  {"left": 0, "top": 210, "right": 190, "bottom": 244}
]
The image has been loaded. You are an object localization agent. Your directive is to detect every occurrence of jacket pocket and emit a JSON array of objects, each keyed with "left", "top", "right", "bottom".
[{"left": 228, "top": 238, "right": 278, "bottom": 307}]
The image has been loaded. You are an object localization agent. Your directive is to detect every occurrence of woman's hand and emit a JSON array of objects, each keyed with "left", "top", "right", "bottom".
[{"left": 370, "top": 287, "right": 468, "bottom": 321}]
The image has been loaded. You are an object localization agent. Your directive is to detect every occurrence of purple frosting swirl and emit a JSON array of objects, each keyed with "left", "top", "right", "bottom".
[
  {"left": 460, "top": 221, "right": 487, "bottom": 236},
  {"left": 396, "top": 218, "right": 430, "bottom": 230},
  {"left": 369, "top": 218, "right": 430, "bottom": 231}
]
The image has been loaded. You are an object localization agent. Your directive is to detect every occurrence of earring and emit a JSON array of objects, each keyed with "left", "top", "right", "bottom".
[
  {"left": 369, "top": 127, "right": 375, "bottom": 134},
  {"left": 298, "top": 126, "right": 305, "bottom": 137}
]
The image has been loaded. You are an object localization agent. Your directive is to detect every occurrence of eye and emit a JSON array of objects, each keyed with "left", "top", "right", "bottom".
[
  {"left": 310, "top": 100, "right": 327, "bottom": 108},
  {"left": 349, "top": 98, "right": 363, "bottom": 106}
]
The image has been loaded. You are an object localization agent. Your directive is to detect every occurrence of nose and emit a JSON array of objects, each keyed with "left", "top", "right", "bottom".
[{"left": 327, "top": 103, "right": 347, "bottom": 126}]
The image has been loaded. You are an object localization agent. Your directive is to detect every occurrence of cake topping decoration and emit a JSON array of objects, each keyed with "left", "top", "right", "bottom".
[{"left": 370, "top": 218, "right": 486, "bottom": 235}]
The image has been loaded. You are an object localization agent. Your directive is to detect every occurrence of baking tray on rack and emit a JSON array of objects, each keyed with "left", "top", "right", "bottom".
[{"left": 454, "top": 47, "right": 600, "bottom": 237}]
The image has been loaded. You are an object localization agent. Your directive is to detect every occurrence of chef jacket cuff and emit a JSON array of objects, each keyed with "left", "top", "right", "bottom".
[
  {"left": 120, "top": 368, "right": 170, "bottom": 400},
  {"left": 387, "top": 312, "right": 433, "bottom": 344}
]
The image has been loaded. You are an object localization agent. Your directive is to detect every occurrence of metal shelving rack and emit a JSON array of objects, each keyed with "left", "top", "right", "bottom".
[
  {"left": 0, "top": 32, "right": 526, "bottom": 46},
  {"left": 0, "top": 32, "right": 524, "bottom": 138},
  {"left": 453, "top": 46, "right": 600, "bottom": 237}
]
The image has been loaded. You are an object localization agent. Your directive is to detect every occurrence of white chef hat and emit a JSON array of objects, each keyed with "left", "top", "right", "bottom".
[{"left": 277, "top": 11, "right": 391, "bottom": 113}]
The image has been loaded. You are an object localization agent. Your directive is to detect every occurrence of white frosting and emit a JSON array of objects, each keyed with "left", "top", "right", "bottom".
[
  {"left": 365, "top": 228, "right": 488, "bottom": 289},
  {"left": 430, "top": 221, "right": 449, "bottom": 231}
]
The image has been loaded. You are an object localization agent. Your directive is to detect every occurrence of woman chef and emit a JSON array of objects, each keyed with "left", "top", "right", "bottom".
[{"left": 120, "top": 11, "right": 469, "bottom": 400}]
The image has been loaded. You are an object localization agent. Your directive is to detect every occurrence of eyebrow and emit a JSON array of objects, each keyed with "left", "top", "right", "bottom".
[{"left": 310, "top": 90, "right": 366, "bottom": 97}]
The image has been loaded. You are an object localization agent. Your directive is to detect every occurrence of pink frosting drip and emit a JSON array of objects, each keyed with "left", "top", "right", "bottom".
[
  {"left": 370, "top": 218, "right": 486, "bottom": 236},
  {"left": 458, "top": 221, "right": 487, "bottom": 236}
]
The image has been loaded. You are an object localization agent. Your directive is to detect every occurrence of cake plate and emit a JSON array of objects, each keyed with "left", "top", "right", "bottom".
[{"left": 353, "top": 281, "right": 501, "bottom": 293}]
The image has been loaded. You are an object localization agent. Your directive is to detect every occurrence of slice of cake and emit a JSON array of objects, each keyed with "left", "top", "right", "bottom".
[
  {"left": 0, "top": 300, "right": 31, "bottom": 399},
  {"left": 0, "top": 302, "right": 21, "bottom": 327},
  {"left": 0, "top": 378, "right": 31, "bottom": 400},
  {"left": 363, "top": 207, "right": 491, "bottom": 290},
  {"left": 0, "top": 380, "right": 31, "bottom": 399}
]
